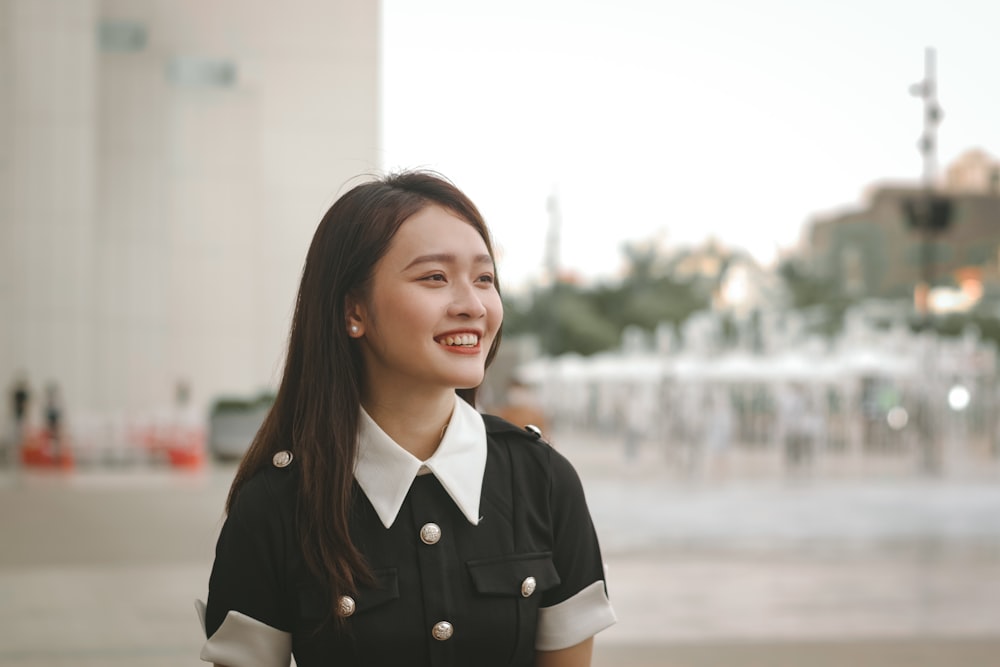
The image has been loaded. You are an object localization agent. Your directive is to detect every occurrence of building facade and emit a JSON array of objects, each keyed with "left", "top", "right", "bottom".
[
  {"left": 1, "top": 0, "right": 380, "bottom": 423},
  {"left": 804, "top": 150, "right": 1000, "bottom": 313}
]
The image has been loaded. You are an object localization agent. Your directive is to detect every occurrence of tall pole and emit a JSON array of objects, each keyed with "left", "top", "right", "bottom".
[
  {"left": 543, "top": 190, "right": 562, "bottom": 355},
  {"left": 545, "top": 190, "right": 562, "bottom": 287},
  {"left": 910, "top": 47, "right": 942, "bottom": 185},
  {"left": 909, "top": 47, "right": 946, "bottom": 475},
  {"left": 908, "top": 46, "right": 944, "bottom": 320}
]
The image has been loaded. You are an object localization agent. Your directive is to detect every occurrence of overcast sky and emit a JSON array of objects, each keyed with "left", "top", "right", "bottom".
[{"left": 379, "top": 0, "right": 1000, "bottom": 290}]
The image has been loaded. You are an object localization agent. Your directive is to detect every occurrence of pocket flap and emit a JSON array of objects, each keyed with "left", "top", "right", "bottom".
[{"left": 467, "top": 552, "right": 560, "bottom": 597}]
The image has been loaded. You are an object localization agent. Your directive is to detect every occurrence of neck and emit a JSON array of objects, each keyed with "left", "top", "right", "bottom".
[{"left": 362, "top": 389, "right": 457, "bottom": 461}]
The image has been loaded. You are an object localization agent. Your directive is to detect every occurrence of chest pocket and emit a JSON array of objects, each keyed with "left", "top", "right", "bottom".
[
  {"left": 468, "top": 552, "right": 559, "bottom": 598},
  {"left": 467, "top": 552, "right": 560, "bottom": 663}
]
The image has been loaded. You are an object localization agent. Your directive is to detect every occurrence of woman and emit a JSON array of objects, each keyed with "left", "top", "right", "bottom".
[{"left": 199, "top": 171, "right": 616, "bottom": 666}]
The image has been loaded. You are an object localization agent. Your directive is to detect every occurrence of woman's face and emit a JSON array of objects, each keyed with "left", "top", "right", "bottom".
[{"left": 351, "top": 205, "right": 503, "bottom": 400}]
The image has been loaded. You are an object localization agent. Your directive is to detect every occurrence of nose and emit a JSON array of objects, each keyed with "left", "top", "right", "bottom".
[{"left": 448, "top": 281, "right": 488, "bottom": 319}]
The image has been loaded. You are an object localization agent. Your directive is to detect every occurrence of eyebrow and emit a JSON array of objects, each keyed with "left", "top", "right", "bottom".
[{"left": 403, "top": 253, "right": 494, "bottom": 271}]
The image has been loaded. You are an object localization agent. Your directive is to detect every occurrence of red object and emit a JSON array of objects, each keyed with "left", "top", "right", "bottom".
[
  {"left": 165, "top": 428, "right": 206, "bottom": 470},
  {"left": 20, "top": 430, "right": 74, "bottom": 470}
]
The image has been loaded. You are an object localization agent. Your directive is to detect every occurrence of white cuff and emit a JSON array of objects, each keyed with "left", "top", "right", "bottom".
[
  {"left": 196, "top": 600, "right": 292, "bottom": 667},
  {"left": 535, "top": 580, "right": 617, "bottom": 651}
]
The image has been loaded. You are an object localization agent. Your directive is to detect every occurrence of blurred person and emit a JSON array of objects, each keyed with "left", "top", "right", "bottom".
[
  {"left": 700, "top": 387, "right": 733, "bottom": 479},
  {"left": 912, "top": 389, "right": 940, "bottom": 475},
  {"left": 778, "top": 382, "right": 820, "bottom": 471},
  {"left": 676, "top": 384, "right": 706, "bottom": 476},
  {"left": 6, "top": 373, "right": 31, "bottom": 463},
  {"left": 198, "top": 171, "right": 616, "bottom": 667},
  {"left": 172, "top": 378, "right": 201, "bottom": 429},
  {"left": 621, "top": 383, "right": 650, "bottom": 463},
  {"left": 43, "top": 382, "right": 63, "bottom": 461},
  {"left": 176, "top": 378, "right": 192, "bottom": 409}
]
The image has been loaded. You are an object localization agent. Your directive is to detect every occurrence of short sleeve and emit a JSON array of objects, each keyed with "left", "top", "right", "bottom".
[
  {"left": 202, "top": 473, "right": 295, "bottom": 664},
  {"left": 536, "top": 448, "right": 616, "bottom": 650}
]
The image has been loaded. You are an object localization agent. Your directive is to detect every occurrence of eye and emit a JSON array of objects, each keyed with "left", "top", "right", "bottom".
[
  {"left": 420, "top": 273, "right": 447, "bottom": 283},
  {"left": 476, "top": 274, "right": 495, "bottom": 285}
]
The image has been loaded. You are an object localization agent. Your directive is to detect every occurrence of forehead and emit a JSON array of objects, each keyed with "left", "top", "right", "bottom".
[{"left": 387, "top": 205, "right": 491, "bottom": 258}]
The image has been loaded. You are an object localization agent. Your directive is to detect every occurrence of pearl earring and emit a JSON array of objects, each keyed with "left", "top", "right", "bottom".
[{"left": 350, "top": 325, "right": 359, "bottom": 334}]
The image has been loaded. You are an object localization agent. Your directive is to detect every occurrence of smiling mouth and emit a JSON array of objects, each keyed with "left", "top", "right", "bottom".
[{"left": 438, "top": 333, "right": 480, "bottom": 347}]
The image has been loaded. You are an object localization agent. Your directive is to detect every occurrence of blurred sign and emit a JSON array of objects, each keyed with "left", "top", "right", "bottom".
[
  {"left": 98, "top": 20, "right": 148, "bottom": 53},
  {"left": 903, "top": 195, "right": 953, "bottom": 232},
  {"left": 166, "top": 57, "right": 238, "bottom": 88}
]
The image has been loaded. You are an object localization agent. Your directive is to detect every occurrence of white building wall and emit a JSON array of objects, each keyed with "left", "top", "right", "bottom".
[
  {"left": 1, "top": 0, "right": 99, "bottom": 422},
  {"left": 1, "top": 0, "right": 380, "bottom": 427}
]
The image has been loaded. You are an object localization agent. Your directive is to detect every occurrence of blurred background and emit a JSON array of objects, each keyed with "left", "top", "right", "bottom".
[{"left": 1, "top": 1, "right": 999, "bottom": 666}]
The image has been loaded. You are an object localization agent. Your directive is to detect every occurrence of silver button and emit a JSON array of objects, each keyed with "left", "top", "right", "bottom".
[
  {"left": 272, "top": 450, "right": 293, "bottom": 468},
  {"left": 521, "top": 576, "right": 537, "bottom": 598},
  {"left": 432, "top": 620, "right": 453, "bottom": 641},
  {"left": 338, "top": 595, "right": 356, "bottom": 617},
  {"left": 420, "top": 522, "right": 442, "bottom": 545}
]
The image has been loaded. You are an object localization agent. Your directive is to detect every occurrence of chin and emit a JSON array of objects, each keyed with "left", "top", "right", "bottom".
[{"left": 448, "top": 373, "right": 485, "bottom": 390}]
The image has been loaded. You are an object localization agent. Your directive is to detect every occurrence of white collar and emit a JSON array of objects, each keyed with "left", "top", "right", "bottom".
[{"left": 355, "top": 394, "right": 486, "bottom": 529}]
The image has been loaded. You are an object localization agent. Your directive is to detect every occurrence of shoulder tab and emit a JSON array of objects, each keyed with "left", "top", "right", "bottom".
[{"left": 482, "top": 413, "right": 550, "bottom": 444}]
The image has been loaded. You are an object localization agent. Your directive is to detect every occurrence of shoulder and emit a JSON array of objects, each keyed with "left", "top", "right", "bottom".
[
  {"left": 483, "top": 411, "right": 546, "bottom": 439},
  {"left": 481, "top": 412, "right": 580, "bottom": 482},
  {"left": 481, "top": 415, "right": 594, "bottom": 537},
  {"left": 229, "top": 453, "right": 299, "bottom": 522},
  {"left": 482, "top": 412, "right": 551, "bottom": 452}
]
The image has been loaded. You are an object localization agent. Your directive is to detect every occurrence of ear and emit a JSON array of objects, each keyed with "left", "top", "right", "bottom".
[{"left": 345, "top": 297, "right": 365, "bottom": 338}]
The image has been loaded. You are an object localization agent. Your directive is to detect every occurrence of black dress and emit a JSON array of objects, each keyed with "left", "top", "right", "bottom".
[{"left": 203, "top": 413, "right": 615, "bottom": 667}]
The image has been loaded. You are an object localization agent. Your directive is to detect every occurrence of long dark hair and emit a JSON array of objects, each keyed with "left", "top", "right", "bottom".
[{"left": 226, "top": 170, "right": 503, "bottom": 619}]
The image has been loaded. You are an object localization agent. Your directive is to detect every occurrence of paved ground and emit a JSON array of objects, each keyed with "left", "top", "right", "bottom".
[{"left": 1, "top": 432, "right": 999, "bottom": 666}]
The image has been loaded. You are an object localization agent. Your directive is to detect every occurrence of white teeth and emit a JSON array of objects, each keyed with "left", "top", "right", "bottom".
[{"left": 441, "top": 334, "right": 478, "bottom": 346}]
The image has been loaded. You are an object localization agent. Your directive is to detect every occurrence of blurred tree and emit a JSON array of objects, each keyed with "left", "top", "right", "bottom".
[
  {"left": 502, "top": 239, "right": 709, "bottom": 356},
  {"left": 777, "top": 258, "right": 853, "bottom": 337},
  {"left": 778, "top": 258, "right": 839, "bottom": 308},
  {"left": 502, "top": 239, "right": 1000, "bottom": 357},
  {"left": 546, "top": 286, "right": 621, "bottom": 355},
  {"left": 612, "top": 278, "right": 706, "bottom": 331},
  {"left": 935, "top": 312, "right": 1000, "bottom": 347},
  {"left": 504, "top": 283, "right": 619, "bottom": 357}
]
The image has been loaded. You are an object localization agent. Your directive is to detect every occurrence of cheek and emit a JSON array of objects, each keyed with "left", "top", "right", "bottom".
[
  {"left": 487, "top": 291, "right": 504, "bottom": 323},
  {"left": 378, "top": 288, "right": 428, "bottom": 322}
]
